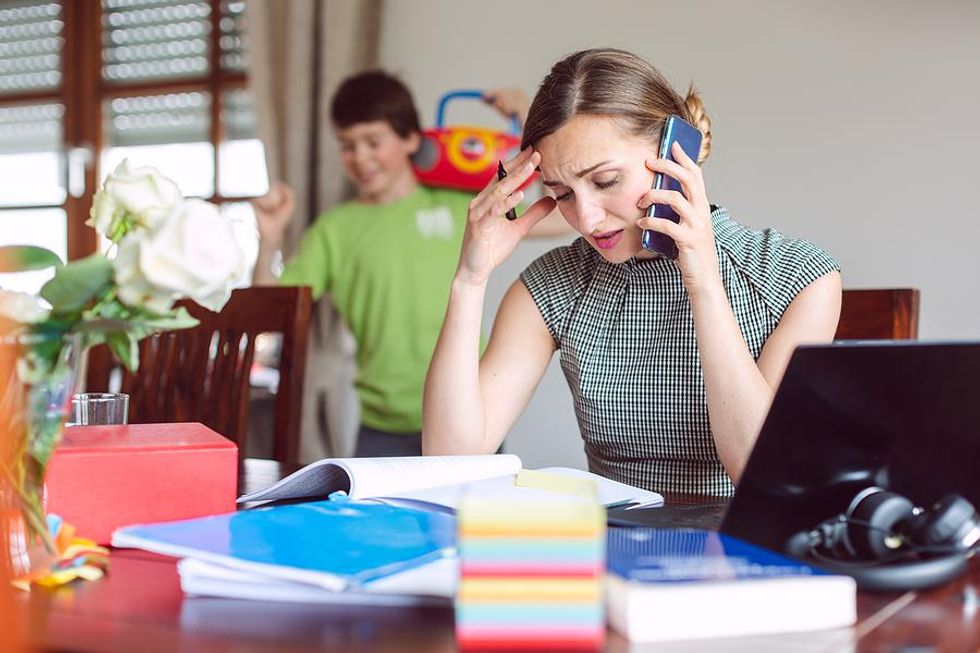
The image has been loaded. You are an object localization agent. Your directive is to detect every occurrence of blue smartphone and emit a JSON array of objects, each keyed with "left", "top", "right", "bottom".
[{"left": 640, "top": 115, "right": 703, "bottom": 258}]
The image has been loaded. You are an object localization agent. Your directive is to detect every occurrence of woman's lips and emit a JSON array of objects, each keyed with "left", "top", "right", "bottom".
[{"left": 592, "top": 230, "right": 624, "bottom": 250}]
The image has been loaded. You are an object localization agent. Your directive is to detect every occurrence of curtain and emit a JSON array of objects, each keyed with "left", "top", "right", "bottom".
[{"left": 245, "top": 0, "right": 382, "bottom": 461}]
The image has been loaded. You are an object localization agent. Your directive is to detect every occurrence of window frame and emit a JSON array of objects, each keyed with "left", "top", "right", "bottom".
[{"left": 0, "top": 0, "right": 252, "bottom": 262}]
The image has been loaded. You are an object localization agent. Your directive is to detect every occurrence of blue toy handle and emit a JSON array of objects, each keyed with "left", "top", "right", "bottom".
[{"left": 434, "top": 89, "right": 522, "bottom": 134}]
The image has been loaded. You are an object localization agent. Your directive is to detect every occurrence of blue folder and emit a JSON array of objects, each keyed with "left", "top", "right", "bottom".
[{"left": 112, "top": 500, "right": 457, "bottom": 591}]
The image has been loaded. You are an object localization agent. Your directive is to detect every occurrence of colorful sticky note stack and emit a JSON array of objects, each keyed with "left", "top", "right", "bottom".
[{"left": 455, "top": 470, "right": 606, "bottom": 650}]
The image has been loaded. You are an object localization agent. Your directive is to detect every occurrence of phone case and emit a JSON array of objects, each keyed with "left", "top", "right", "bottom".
[{"left": 641, "top": 115, "right": 703, "bottom": 258}]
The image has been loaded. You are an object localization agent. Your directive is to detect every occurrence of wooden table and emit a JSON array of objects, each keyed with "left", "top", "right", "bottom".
[{"left": 18, "top": 459, "right": 980, "bottom": 652}]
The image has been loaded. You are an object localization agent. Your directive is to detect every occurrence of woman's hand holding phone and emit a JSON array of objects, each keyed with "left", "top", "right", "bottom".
[
  {"left": 455, "top": 147, "right": 557, "bottom": 287},
  {"left": 636, "top": 141, "right": 720, "bottom": 292}
]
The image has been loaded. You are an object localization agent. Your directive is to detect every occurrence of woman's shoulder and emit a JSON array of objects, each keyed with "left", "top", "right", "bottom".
[
  {"left": 712, "top": 206, "right": 840, "bottom": 314},
  {"left": 519, "top": 238, "right": 597, "bottom": 342},
  {"left": 712, "top": 206, "right": 838, "bottom": 275}
]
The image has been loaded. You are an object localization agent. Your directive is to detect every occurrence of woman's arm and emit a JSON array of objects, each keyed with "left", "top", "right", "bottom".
[
  {"left": 423, "top": 279, "right": 555, "bottom": 454},
  {"left": 637, "top": 141, "right": 842, "bottom": 484},
  {"left": 690, "top": 270, "right": 841, "bottom": 483},
  {"left": 423, "top": 147, "right": 558, "bottom": 454}
]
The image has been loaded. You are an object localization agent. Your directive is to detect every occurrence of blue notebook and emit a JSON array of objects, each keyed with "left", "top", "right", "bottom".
[
  {"left": 112, "top": 500, "right": 457, "bottom": 591},
  {"left": 606, "top": 528, "right": 856, "bottom": 642}
]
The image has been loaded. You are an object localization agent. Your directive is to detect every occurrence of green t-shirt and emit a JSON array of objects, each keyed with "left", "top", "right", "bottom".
[{"left": 279, "top": 186, "right": 471, "bottom": 433}]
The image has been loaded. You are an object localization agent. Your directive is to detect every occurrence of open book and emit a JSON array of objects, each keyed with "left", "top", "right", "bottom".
[{"left": 238, "top": 454, "right": 663, "bottom": 511}]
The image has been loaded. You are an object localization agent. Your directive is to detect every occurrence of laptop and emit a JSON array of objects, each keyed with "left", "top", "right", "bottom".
[
  {"left": 720, "top": 341, "right": 980, "bottom": 554},
  {"left": 609, "top": 342, "right": 980, "bottom": 557}
]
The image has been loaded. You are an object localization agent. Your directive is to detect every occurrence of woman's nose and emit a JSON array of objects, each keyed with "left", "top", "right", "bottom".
[{"left": 576, "top": 199, "right": 605, "bottom": 233}]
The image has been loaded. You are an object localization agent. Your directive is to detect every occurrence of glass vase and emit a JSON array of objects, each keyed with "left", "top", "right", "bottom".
[{"left": 0, "top": 331, "right": 82, "bottom": 579}]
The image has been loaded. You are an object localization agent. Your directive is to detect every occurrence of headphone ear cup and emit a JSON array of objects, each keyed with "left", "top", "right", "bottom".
[
  {"left": 908, "top": 494, "right": 979, "bottom": 551},
  {"left": 845, "top": 491, "right": 915, "bottom": 559}
]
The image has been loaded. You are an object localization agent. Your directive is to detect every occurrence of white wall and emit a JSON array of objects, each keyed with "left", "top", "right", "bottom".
[{"left": 379, "top": 0, "right": 980, "bottom": 469}]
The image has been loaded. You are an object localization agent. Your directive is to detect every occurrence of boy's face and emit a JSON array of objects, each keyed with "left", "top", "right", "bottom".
[{"left": 335, "top": 120, "right": 420, "bottom": 203}]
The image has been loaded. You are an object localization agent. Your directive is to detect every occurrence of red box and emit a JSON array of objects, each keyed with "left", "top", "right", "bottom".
[{"left": 46, "top": 422, "right": 238, "bottom": 545}]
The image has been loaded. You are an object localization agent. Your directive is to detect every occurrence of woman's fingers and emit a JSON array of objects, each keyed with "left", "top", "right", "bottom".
[
  {"left": 472, "top": 149, "right": 539, "bottom": 219},
  {"left": 644, "top": 145, "right": 705, "bottom": 202},
  {"left": 637, "top": 213, "right": 682, "bottom": 240},
  {"left": 636, "top": 188, "right": 690, "bottom": 215}
]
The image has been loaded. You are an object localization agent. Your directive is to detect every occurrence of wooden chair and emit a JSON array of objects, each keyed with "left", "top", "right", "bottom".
[
  {"left": 835, "top": 288, "right": 920, "bottom": 340},
  {"left": 85, "top": 286, "right": 312, "bottom": 464}
]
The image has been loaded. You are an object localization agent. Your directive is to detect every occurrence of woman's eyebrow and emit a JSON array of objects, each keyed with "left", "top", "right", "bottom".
[{"left": 541, "top": 160, "right": 613, "bottom": 187}]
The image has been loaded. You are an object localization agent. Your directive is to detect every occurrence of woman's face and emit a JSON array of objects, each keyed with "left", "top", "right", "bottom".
[{"left": 536, "top": 114, "right": 657, "bottom": 263}]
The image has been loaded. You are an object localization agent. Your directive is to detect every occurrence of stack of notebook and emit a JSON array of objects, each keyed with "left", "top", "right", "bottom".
[{"left": 455, "top": 471, "right": 606, "bottom": 650}]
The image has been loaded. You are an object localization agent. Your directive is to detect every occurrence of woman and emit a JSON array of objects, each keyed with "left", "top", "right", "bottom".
[{"left": 422, "top": 48, "right": 841, "bottom": 496}]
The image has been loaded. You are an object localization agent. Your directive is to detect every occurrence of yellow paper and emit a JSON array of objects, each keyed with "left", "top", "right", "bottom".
[{"left": 515, "top": 469, "right": 597, "bottom": 499}]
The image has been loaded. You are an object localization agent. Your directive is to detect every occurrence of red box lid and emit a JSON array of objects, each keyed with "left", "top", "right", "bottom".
[{"left": 60, "top": 422, "right": 237, "bottom": 453}]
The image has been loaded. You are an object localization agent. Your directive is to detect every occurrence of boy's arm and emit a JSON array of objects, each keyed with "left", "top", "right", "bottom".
[{"left": 252, "top": 182, "right": 295, "bottom": 285}]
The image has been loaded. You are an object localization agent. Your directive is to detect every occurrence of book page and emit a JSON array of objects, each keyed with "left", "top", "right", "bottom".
[
  {"left": 535, "top": 467, "right": 664, "bottom": 508},
  {"left": 343, "top": 454, "right": 522, "bottom": 499},
  {"left": 237, "top": 454, "right": 522, "bottom": 504},
  {"left": 237, "top": 458, "right": 351, "bottom": 503},
  {"left": 380, "top": 474, "right": 519, "bottom": 511}
]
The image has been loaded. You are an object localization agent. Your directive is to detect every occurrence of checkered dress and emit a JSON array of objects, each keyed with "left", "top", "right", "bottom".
[{"left": 520, "top": 207, "right": 840, "bottom": 497}]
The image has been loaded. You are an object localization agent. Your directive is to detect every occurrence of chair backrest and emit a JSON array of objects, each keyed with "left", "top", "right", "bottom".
[
  {"left": 835, "top": 288, "right": 920, "bottom": 340},
  {"left": 85, "top": 286, "right": 312, "bottom": 463}
]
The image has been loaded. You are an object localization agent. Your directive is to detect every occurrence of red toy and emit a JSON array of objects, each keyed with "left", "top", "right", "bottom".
[{"left": 412, "top": 90, "right": 536, "bottom": 193}]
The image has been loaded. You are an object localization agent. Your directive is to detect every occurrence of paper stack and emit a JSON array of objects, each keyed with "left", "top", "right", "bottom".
[{"left": 455, "top": 470, "right": 606, "bottom": 650}]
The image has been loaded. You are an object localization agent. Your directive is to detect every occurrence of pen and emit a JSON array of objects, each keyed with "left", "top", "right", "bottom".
[{"left": 496, "top": 160, "right": 518, "bottom": 221}]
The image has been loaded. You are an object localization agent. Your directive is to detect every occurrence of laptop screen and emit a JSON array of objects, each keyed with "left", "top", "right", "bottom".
[{"left": 720, "top": 341, "right": 980, "bottom": 556}]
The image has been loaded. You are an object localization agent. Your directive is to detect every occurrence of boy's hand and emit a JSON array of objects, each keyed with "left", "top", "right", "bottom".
[
  {"left": 483, "top": 88, "right": 530, "bottom": 128},
  {"left": 252, "top": 181, "right": 295, "bottom": 245}
]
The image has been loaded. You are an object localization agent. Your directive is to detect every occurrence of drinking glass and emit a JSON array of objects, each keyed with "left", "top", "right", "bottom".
[{"left": 70, "top": 393, "right": 129, "bottom": 426}]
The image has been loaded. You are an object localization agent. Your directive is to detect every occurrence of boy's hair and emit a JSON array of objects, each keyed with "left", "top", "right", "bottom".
[{"left": 330, "top": 70, "right": 421, "bottom": 138}]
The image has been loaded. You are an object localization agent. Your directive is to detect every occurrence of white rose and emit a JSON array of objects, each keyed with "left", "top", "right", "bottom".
[
  {"left": 113, "top": 200, "right": 245, "bottom": 313},
  {"left": 113, "top": 236, "right": 176, "bottom": 314},
  {"left": 88, "top": 159, "right": 182, "bottom": 237},
  {"left": 0, "top": 289, "right": 50, "bottom": 324}
]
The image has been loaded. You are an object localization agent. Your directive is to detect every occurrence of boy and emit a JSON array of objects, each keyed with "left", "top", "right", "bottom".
[{"left": 253, "top": 70, "right": 565, "bottom": 457}]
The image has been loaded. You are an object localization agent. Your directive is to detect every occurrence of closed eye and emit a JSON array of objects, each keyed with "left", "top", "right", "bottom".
[{"left": 553, "top": 177, "right": 620, "bottom": 202}]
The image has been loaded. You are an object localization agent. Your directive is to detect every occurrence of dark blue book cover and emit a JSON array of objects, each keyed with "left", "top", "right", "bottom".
[
  {"left": 605, "top": 528, "right": 857, "bottom": 641},
  {"left": 607, "top": 527, "right": 832, "bottom": 583},
  {"left": 113, "top": 500, "right": 457, "bottom": 590}
]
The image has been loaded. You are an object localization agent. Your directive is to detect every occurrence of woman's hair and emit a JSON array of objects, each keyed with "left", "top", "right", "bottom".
[
  {"left": 331, "top": 70, "right": 421, "bottom": 138},
  {"left": 521, "top": 48, "right": 712, "bottom": 164}
]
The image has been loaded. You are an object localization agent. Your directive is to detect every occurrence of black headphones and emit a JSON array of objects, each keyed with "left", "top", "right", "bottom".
[{"left": 785, "top": 487, "right": 980, "bottom": 592}]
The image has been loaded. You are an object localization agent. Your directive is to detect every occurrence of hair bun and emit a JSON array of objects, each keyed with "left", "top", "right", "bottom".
[{"left": 684, "top": 86, "right": 712, "bottom": 164}]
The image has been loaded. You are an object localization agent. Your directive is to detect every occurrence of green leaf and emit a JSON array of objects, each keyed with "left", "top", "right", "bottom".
[
  {"left": 136, "top": 307, "right": 199, "bottom": 332},
  {"left": 106, "top": 331, "right": 140, "bottom": 372},
  {"left": 40, "top": 254, "right": 113, "bottom": 313},
  {"left": 0, "top": 245, "right": 63, "bottom": 272}
]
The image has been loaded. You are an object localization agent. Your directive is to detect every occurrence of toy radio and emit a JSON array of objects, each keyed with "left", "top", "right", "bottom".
[{"left": 411, "top": 89, "right": 536, "bottom": 193}]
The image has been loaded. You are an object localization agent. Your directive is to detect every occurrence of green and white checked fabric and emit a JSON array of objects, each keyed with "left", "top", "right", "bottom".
[{"left": 520, "top": 207, "right": 840, "bottom": 497}]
